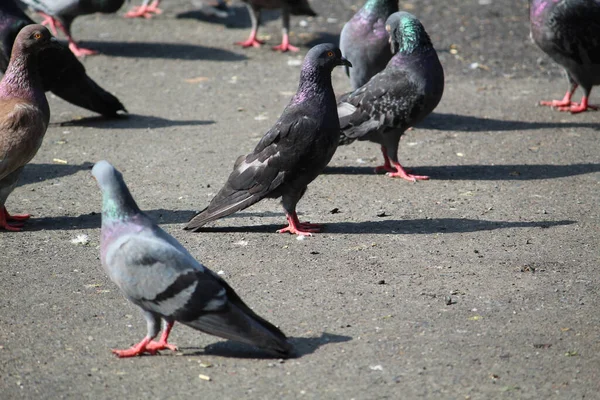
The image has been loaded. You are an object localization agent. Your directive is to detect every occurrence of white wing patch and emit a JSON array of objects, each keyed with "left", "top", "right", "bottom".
[{"left": 142, "top": 281, "right": 199, "bottom": 315}]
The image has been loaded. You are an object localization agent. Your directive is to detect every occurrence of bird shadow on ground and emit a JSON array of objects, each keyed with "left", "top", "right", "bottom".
[
  {"left": 19, "top": 162, "right": 93, "bottom": 187},
  {"left": 324, "top": 163, "right": 600, "bottom": 180},
  {"left": 181, "top": 332, "right": 352, "bottom": 359},
  {"left": 26, "top": 209, "right": 196, "bottom": 231},
  {"left": 417, "top": 112, "right": 600, "bottom": 131},
  {"left": 191, "top": 218, "right": 575, "bottom": 235},
  {"left": 55, "top": 114, "right": 214, "bottom": 129},
  {"left": 76, "top": 41, "right": 247, "bottom": 61}
]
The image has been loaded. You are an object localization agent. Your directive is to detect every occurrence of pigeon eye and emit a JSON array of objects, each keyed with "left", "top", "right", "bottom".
[
  {"left": 33, "top": 32, "right": 42, "bottom": 40},
  {"left": 327, "top": 51, "right": 334, "bottom": 57}
]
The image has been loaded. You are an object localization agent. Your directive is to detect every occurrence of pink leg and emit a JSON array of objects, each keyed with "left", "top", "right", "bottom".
[
  {"left": 112, "top": 336, "right": 155, "bottom": 358},
  {"left": 556, "top": 96, "right": 598, "bottom": 114},
  {"left": 0, "top": 207, "right": 28, "bottom": 231},
  {"left": 146, "top": 321, "right": 178, "bottom": 352},
  {"left": 540, "top": 90, "right": 574, "bottom": 108},
  {"left": 235, "top": 29, "right": 264, "bottom": 48},
  {"left": 38, "top": 12, "right": 60, "bottom": 35},
  {"left": 272, "top": 33, "right": 299, "bottom": 52},
  {"left": 277, "top": 212, "right": 323, "bottom": 236},
  {"left": 124, "top": 0, "right": 163, "bottom": 19},
  {"left": 387, "top": 161, "right": 429, "bottom": 182},
  {"left": 374, "top": 146, "right": 396, "bottom": 174}
]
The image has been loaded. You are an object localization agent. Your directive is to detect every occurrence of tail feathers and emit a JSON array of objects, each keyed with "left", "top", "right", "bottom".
[
  {"left": 50, "top": 75, "right": 127, "bottom": 117},
  {"left": 183, "top": 303, "right": 293, "bottom": 357},
  {"left": 184, "top": 186, "right": 261, "bottom": 231}
]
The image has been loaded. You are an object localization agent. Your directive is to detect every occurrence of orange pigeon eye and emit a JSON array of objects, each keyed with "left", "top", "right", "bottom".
[
  {"left": 327, "top": 51, "right": 334, "bottom": 57},
  {"left": 34, "top": 32, "right": 42, "bottom": 40}
]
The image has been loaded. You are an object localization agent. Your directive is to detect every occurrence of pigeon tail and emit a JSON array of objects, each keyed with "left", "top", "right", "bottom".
[{"left": 50, "top": 73, "right": 126, "bottom": 116}]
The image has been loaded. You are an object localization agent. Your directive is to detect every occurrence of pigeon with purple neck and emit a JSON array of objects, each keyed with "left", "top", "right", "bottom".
[
  {"left": 529, "top": 0, "right": 600, "bottom": 113},
  {"left": 93, "top": 160, "right": 293, "bottom": 358},
  {"left": 340, "top": 0, "right": 398, "bottom": 90},
  {"left": 185, "top": 43, "right": 351, "bottom": 236},
  {"left": 337, "top": 11, "right": 444, "bottom": 182},
  {"left": 0, "top": 24, "right": 59, "bottom": 231}
]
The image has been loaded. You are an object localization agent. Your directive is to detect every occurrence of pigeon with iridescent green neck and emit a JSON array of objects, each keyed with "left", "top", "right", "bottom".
[
  {"left": 340, "top": 0, "right": 398, "bottom": 89},
  {"left": 530, "top": 0, "right": 600, "bottom": 113},
  {"left": 93, "top": 160, "right": 293, "bottom": 358},
  {"left": 337, "top": 11, "right": 444, "bottom": 182}
]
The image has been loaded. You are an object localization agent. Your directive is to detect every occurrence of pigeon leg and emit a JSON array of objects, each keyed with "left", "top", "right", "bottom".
[
  {"left": 124, "top": 0, "right": 163, "bottom": 19},
  {"left": 37, "top": 12, "right": 60, "bottom": 36},
  {"left": 380, "top": 140, "right": 429, "bottom": 181},
  {"left": 374, "top": 146, "right": 396, "bottom": 173},
  {"left": 277, "top": 212, "right": 322, "bottom": 236},
  {"left": 272, "top": 7, "right": 299, "bottom": 52},
  {"left": 68, "top": 40, "right": 98, "bottom": 57},
  {"left": 236, "top": 5, "right": 264, "bottom": 48},
  {"left": 540, "top": 79, "right": 577, "bottom": 108},
  {"left": 0, "top": 207, "right": 26, "bottom": 232},
  {"left": 146, "top": 321, "right": 178, "bottom": 352},
  {"left": 112, "top": 336, "right": 156, "bottom": 358}
]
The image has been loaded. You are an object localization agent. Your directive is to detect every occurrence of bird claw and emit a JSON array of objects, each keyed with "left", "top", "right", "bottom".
[
  {"left": 68, "top": 42, "right": 98, "bottom": 57},
  {"left": 0, "top": 207, "right": 29, "bottom": 231},
  {"left": 375, "top": 164, "right": 396, "bottom": 174},
  {"left": 556, "top": 103, "right": 598, "bottom": 114},
  {"left": 235, "top": 38, "right": 264, "bottom": 48},
  {"left": 272, "top": 43, "right": 299, "bottom": 52},
  {"left": 124, "top": 2, "right": 163, "bottom": 19},
  {"left": 540, "top": 99, "right": 572, "bottom": 108},
  {"left": 277, "top": 221, "right": 322, "bottom": 236},
  {"left": 146, "top": 340, "right": 178, "bottom": 353},
  {"left": 386, "top": 171, "right": 430, "bottom": 181}
]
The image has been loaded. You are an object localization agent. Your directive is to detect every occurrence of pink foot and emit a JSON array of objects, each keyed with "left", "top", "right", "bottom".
[
  {"left": 146, "top": 340, "right": 178, "bottom": 353},
  {"left": 235, "top": 36, "right": 264, "bottom": 48},
  {"left": 68, "top": 42, "right": 98, "bottom": 57},
  {"left": 124, "top": 1, "right": 163, "bottom": 19},
  {"left": 387, "top": 162, "right": 429, "bottom": 182},
  {"left": 38, "top": 12, "right": 60, "bottom": 35},
  {"left": 0, "top": 207, "right": 29, "bottom": 231},
  {"left": 556, "top": 102, "right": 598, "bottom": 114},
  {"left": 112, "top": 337, "right": 156, "bottom": 358},
  {"left": 272, "top": 43, "right": 299, "bottom": 52},
  {"left": 277, "top": 213, "right": 323, "bottom": 236},
  {"left": 540, "top": 99, "right": 572, "bottom": 108},
  {"left": 375, "top": 164, "right": 396, "bottom": 174}
]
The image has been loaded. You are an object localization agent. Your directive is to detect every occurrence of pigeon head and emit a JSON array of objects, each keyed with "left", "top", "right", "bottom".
[
  {"left": 303, "top": 43, "right": 352, "bottom": 73},
  {"left": 92, "top": 161, "right": 141, "bottom": 222},
  {"left": 386, "top": 12, "right": 432, "bottom": 55},
  {"left": 13, "top": 25, "right": 59, "bottom": 55}
]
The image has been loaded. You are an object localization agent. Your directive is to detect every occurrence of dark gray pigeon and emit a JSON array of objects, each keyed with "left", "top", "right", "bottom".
[
  {"left": 20, "top": 0, "right": 125, "bottom": 57},
  {"left": 0, "top": 25, "right": 59, "bottom": 231},
  {"left": 185, "top": 43, "right": 351, "bottom": 236},
  {"left": 235, "top": 0, "right": 317, "bottom": 52},
  {"left": 93, "top": 160, "right": 293, "bottom": 358},
  {"left": 337, "top": 12, "right": 444, "bottom": 181},
  {"left": 530, "top": 0, "right": 600, "bottom": 113},
  {"left": 0, "top": 0, "right": 126, "bottom": 116},
  {"left": 339, "top": 0, "right": 398, "bottom": 90}
]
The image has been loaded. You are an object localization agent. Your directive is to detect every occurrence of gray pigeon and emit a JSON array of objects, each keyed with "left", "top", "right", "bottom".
[
  {"left": 185, "top": 43, "right": 351, "bottom": 236},
  {"left": 337, "top": 12, "right": 444, "bottom": 181},
  {"left": 0, "top": 25, "right": 58, "bottom": 231},
  {"left": 0, "top": 0, "right": 126, "bottom": 116},
  {"left": 93, "top": 160, "right": 293, "bottom": 358},
  {"left": 124, "top": 0, "right": 230, "bottom": 19},
  {"left": 20, "top": 0, "right": 125, "bottom": 56},
  {"left": 236, "top": 0, "right": 317, "bottom": 52},
  {"left": 530, "top": 0, "right": 600, "bottom": 113},
  {"left": 339, "top": 0, "right": 398, "bottom": 90}
]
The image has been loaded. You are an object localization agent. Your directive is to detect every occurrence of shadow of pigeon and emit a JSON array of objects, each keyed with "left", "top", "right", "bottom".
[
  {"left": 73, "top": 41, "right": 248, "bottom": 61},
  {"left": 27, "top": 209, "right": 197, "bottom": 231},
  {"left": 417, "top": 112, "right": 600, "bottom": 132},
  {"left": 19, "top": 162, "right": 93, "bottom": 187},
  {"left": 55, "top": 114, "right": 215, "bottom": 129},
  {"left": 181, "top": 332, "right": 352, "bottom": 359},
  {"left": 324, "top": 163, "right": 600, "bottom": 180}
]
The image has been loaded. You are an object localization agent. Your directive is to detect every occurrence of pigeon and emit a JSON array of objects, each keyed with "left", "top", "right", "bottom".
[
  {"left": 337, "top": 12, "right": 444, "bottom": 181},
  {"left": 339, "top": 0, "right": 398, "bottom": 90},
  {"left": 236, "top": 0, "right": 317, "bottom": 52},
  {"left": 19, "top": 0, "right": 125, "bottom": 57},
  {"left": 93, "top": 160, "right": 293, "bottom": 358},
  {"left": 529, "top": 0, "right": 600, "bottom": 113},
  {"left": 0, "top": 25, "right": 59, "bottom": 231},
  {"left": 125, "top": 0, "right": 230, "bottom": 19},
  {"left": 0, "top": 0, "right": 126, "bottom": 116},
  {"left": 185, "top": 43, "right": 351, "bottom": 236}
]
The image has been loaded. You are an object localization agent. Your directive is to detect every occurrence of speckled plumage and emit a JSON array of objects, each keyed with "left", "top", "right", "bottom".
[
  {"left": 337, "top": 12, "right": 444, "bottom": 181},
  {"left": 530, "top": 0, "right": 600, "bottom": 112},
  {"left": 93, "top": 161, "right": 293, "bottom": 358},
  {"left": 186, "top": 44, "right": 350, "bottom": 235},
  {"left": 339, "top": 0, "right": 398, "bottom": 89},
  {"left": 0, "top": 0, "right": 126, "bottom": 116}
]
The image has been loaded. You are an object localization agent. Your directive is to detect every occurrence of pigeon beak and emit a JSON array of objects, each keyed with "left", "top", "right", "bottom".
[
  {"left": 339, "top": 56, "right": 352, "bottom": 68},
  {"left": 48, "top": 36, "right": 61, "bottom": 49}
]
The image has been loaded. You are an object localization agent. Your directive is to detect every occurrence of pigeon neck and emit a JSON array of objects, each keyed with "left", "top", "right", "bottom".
[
  {"left": 362, "top": 0, "right": 398, "bottom": 16},
  {"left": 101, "top": 182, "right": 142, "bottom": 223},
  {"left": 0, "top": 46, "right": 44, "bottom": 102},
  {"left": 529, "top": 0, "right": 556, "bottom": 21},
  {"left": 295, "top": 65, "right": 333, "bottom": 103},
  {"left": 393, "top": 24, "right": 433, "bottom": 56}
]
